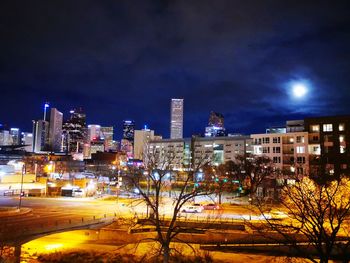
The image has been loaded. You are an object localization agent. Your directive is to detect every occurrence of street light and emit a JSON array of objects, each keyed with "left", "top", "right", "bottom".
[{"left": 18, "top": 163, "right": 25, "bottom": 210}]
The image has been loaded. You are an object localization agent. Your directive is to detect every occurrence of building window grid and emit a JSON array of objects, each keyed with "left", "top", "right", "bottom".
[{"left": 323, "top": 124, "right": 333, "bottom": 132}]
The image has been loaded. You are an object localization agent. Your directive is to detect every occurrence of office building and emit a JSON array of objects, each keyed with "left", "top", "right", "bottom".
[
  {"left": 10, "top": 128, "right": 20, "bottom": 145},
  {"left": 133, "top": 128, "right": 155, "bottom": 160},
  {"left": 32, "top": 120, "right": 49, "bottom": 153},
  {"left": 146, "top": 135, "right": 252, "bottom": 171},
  {"left": 90, "top": 140, "right": 105, "bottom": 155},
  {"left": 62, "top": 108, "right": 87, "bottom": 153},
  {"left": 123, "top": 120, "right": 135, "bottom": 142},
  {"left": 88, "top": 124, "right": 101, "bottom": 141},
  {"left": 48, "top": 108, "right": 63, "bottom": 152},
  {"left": 205, "top": 111, "right": 226, "bottom": 137},
  {"left": 21, "top": 132, "right": 33, "bottom": 152},
  {"left": 100, "top": 126, "right": 114, "bottom": 151},
  {"left": 170, "top": 99, "right": 184, "bottom": 139},
  {"left": 0, "top": 129, "right": 11, "bottom": 146}
]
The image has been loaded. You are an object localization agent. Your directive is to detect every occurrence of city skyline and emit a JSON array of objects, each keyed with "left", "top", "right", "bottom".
[{"left": 1, "top": 1, "right": 350, "bottom": 138}]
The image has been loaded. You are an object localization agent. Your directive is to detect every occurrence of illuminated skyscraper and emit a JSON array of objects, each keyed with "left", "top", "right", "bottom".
[
  {"left": 88, "top": 124, "right": 101, "bottom": 141},
  {"left": 123, "top": 120, "right": 135, "bottom": 142},
  {"left": 32, "top": 120, "right": 49, "bottom": 152},
  {"left": 121, "top": 120, "right": 135, "bottom": 157},
  {"left": 170, "top": 98, "right": 184, "bottom": 139},
  {"left": 205, "top": 111, "right": 226, "bottom": 137},
  {"left": 62, "top": 108, "right": 87, "bottom": 153},
  {"left": 49, "top": 108, "right": 63, "bottom": 152},
  {"left": 101, "top": 126, "right": 114, "bottom": 151}
]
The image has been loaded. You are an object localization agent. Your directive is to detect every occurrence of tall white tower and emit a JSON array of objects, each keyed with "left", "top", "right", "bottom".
[{"left": 170, "top": 98, "right": 184, "bottom": 139}]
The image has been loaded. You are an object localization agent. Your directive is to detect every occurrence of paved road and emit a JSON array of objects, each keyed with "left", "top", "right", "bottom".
[{"left": 0, "top": 195, "right": 276, "bottom": 242}]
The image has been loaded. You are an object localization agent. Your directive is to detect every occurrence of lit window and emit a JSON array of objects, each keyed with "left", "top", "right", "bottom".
[
  {"left": 323, "top": 124, "right": 333, "bottom": 132},
  {"left": 339, "top": 135, "right": 345, "bottom": 143},
  {"left": 310, "top": 125, "right": 319, "bottom": 132},
  {"left": 296, "top": 146, "right": 305, "bottom": 154},
  {"left": 339, "top": 123, "right": 345, "bottom": 131},
  {"left": 340, "top": 146, "right": 346, "bottom": 154}
]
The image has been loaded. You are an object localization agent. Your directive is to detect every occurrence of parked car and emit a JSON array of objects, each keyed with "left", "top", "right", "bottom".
[
  {"left": 182, "top": 205, "right": 203, "bottom": 213},
  {"left": 203, "top": 203, "right": 220, "bottom": 210}
]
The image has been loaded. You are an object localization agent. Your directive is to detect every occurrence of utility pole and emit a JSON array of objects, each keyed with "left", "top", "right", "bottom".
[{"left": 18, "top": 163, "right": 25, "bottom": 210}]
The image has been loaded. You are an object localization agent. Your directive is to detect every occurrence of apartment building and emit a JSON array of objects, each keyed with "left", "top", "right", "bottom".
[
  {"left": 304, "top": 115, "right": 350, "bottom": 178},
  {"left": 146, "top": 136, "right": 253, "bottom": 170},
  {"left": 251, "top": 132, "right": 309, "bottom": 176}
]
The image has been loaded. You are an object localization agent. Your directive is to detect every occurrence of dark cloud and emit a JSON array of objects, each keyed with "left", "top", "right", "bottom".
[{"left": 0, "top": 0, "right": 350, "bottom": 138}]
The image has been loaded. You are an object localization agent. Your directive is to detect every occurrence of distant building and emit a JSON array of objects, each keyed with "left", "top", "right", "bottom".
[
  {"left": 90, "top": 140, "right": 105, "bottom": 155},
  {"left": 133, "top": 128, "right": 155, "bottom": 160},
  {"left": 49, "top": 108, "right": 63, "bottom": 152},
  {"left": 21, "top": 132, "right": 33, "bottom": 152},
  {"left": 208, "top": 111, "right": 224, "bottom": 127},
  {"left": 10, "top": 128, "right": 20, "bottom": 145},
  {"left": 121, "top": 139, "right": 133, "bottom": 158},
  {"left": 62, "top": 108, "right": 87, "bottom": 154},
  {"left": 205, "top": 111, "right": 225, "bottom": 137},
  {"left": 0, "top": 128, "right": 11, "bottom": 146},
  {"left": 100, "top": 126, "right": 114, "bottom": 151},
  {"left": 32, "top": 120, "right": 49, "bottom": 153},
  {"left": 146, "top": 135, "right": 252, "bottom": 170},
  {"left": 170, "top": 99, "right": 184, "bottom": 139},
  {"left": 88, "top": 124, "right": 101, "bottom": 141},
  {"left": 121, "top": 120, "right": 135, "bottom": 157},
  {"left": 122, "top": 120, "right": 135, "bottom": 142}
]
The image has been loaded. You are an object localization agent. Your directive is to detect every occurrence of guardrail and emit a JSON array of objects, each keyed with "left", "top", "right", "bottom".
[{"left": 0, "top": 213, "right": 116, "bottom": 244}]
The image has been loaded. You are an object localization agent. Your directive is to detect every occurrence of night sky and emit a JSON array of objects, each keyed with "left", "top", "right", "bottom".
[{"left": 1, "top": 1, "right": 350, "bottom": 139}]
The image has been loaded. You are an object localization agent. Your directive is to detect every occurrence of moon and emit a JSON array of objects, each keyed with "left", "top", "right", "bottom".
[{"left": 292, "top": 83, "right": 308, "bottom": 98}]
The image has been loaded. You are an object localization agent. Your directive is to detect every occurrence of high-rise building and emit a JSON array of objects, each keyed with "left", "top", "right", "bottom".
[
  {"left": 208, "top": 111, "right": 224, "bottom": 127},
  {"left": 10, "top": 128, "right": 20, "bottom": 145},
  {"left": 121, "top": 120, "right": 135, "bottom": 157},
  {"left": 123, "top": 120, "right": 135, "bottom": 142},
  {"left": 170, "top": 98, "right": 184, "bottom": 139},
  {"left": 32, "top": 120, "right": 49, "bottom": 153},
  {"left": 62, "top": 108, "right": 87, "bottom": 153},
  {"left": 49, "top": 108, "right": 63, "bottom": 152},
  {"left": 205, "top": 111, "right": 225, "bottom": 137},
  {"left": 101, "top": 126, "right": 114, "bottom": 152},
  {"left": 21, "top": 132, "right": 33, "bottom": 152},
  {"left": 134, "top": 127, "right": 155, "bottom": 160},
  {"left": 88, "top": 125, "right": 101, "bottom": 141}
]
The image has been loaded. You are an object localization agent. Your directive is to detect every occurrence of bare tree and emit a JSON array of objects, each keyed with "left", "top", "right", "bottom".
[
  {"left": 252, "top": 176, "right": 350, "bottom": 263},
  {"left": 231, "top": 154, "right": 275, "bottom": 199},
  {"left": 128, "top": 144, "right": 212, "bottom": 263},
  {"left": 202, "top": 163, "right": 236, "bottom": 204}
]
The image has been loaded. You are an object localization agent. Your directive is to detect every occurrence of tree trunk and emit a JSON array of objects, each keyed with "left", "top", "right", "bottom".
[
  {"left": 163, "top": 244, "right": 170, "bottom": 263},
  {"left": 218, "top": 192, "right": 222, "bottom": 204}
]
